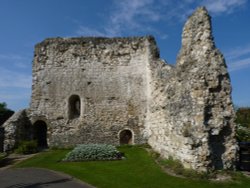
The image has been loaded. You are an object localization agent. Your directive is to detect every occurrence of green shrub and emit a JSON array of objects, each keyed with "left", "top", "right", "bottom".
[
  {"left": 236, "top": 125, "right": 250, "bottom": 142},
  {"left": 235, "top": 108, "right": 250, "bottom": 142},
  {"left": 63, "top": 144, "right": 123, "bottom": 161},
  {"left": 15, "top": 140, "right": 38, "bottom": 154},
  {"left": 0, "top": 152, "right": 7, "bottom": 160},
  {"left": 235, "top": 108, "right": 250, "bottom": 128}
]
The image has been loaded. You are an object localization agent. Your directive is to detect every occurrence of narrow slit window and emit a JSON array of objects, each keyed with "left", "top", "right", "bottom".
[{"left": 68, "top": 95, "right": 81, "bottom": 119}]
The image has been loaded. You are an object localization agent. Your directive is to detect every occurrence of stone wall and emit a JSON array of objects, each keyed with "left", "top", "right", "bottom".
[
  {"left": 3, "top": 109, "right": 32, "bottom": 151},
  {"left": 30, "top": 37, "right": 158, "bottom": 147},
  {"left": 0, "top": 127, "right": 4, "bottom": 152},
  {"left": 147, "top": 7, "right": 237, "bottom": 171},
  {"left": 3, "top": 7, "right": 237, "bottom": 171}
]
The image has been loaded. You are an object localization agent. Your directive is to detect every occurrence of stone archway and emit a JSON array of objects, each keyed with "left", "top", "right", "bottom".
[
  {"left": 33, "top": 120, "right": 48, "bottom": 148},
  {"left": 119, "top": 129, "right": 133, "bottom": 145}
]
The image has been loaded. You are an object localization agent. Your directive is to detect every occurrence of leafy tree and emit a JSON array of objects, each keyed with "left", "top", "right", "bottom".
[
  {"left": 0, "top": 102, "right": 14, "bottom": 126},
  {"left": 235, "top": 108, "right": 250, "bottom": 128},
  {"left": 235, "top": 107, "right": 250, "bottom": 142}
]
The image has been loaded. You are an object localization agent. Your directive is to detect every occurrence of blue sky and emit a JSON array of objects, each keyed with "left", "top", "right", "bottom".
[{"left": 0, "top": 0, "right": 250, "bottom": 111}]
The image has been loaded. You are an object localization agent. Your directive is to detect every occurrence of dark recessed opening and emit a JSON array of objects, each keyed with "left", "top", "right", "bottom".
[
  {"left": 119, "top": 130, "right": 133, "bottom": 145},
  {"left": 68, "top": 95, "right": 81, "bottom": 119},
  {"left": 33, "top": 120, "right": 48, "bottom": 148}
]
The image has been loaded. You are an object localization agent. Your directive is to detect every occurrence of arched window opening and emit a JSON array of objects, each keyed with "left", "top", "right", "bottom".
[
  {"left": 33, "top": 120, "right": 48, "bottom": 148},
  {"left": 119, "top": 129, "right": 133, "bottom": 145},
  {"left": 68, "top": 95, "right": 81, "bottom": 119}
]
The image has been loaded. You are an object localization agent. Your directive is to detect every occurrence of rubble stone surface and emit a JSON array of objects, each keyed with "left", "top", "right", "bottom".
[
  {"left": 3, "top": 110, "right": 32, "bottom": 151},
  {"left": 3, "top": 7, "right": 237, "bottom": 171},
  {"left": 146, "top": 7, "right": 237, "bottom": 171}
]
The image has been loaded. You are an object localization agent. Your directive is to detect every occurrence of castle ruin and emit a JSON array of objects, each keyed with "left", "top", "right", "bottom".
[{"left": 2, "top": 7, "right": 237, "bottom": 171}]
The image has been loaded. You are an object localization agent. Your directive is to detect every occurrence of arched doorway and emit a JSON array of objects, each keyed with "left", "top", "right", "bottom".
[
  {"left": 119, "top": 130, "right": 133, "bottom": 145},
  {"left": 33, "top": 120, "right": 48, "bottom": 148},
  {"left": 68, "top": 95, "right": 81, "bottom": 119}
]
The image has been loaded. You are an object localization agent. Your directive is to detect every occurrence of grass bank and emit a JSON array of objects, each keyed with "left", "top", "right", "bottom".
[{"left": 15, "top": 146, "right": 250, "bottom": 188}]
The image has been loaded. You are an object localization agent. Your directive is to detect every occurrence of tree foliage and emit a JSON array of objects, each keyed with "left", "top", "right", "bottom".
[
  {"left": 0, "top": 102, "right": 14, "bottom": 126},
  {"left": 235, "top": 107, "right": 250, "bottom": 142},
  {"left": 235, "top": 108, "right": 250, "bottom": 128}
]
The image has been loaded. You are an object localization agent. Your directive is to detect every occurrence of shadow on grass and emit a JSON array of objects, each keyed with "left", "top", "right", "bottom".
[{"left": 0, "top": 157, "right": 17, "bottom": 168}]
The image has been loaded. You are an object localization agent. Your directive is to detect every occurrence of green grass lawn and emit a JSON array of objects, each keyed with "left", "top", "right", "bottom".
[{"left": 15, "top": 146, "right": 250, "bottom": 188}]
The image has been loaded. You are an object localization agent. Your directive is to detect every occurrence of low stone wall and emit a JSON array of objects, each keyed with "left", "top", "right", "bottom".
[
  {"left": 0, "top": 127, "right": 4, "bottom": 152},
  {"left": 3, "top": 109, "right": 32, "bottom": 152}
]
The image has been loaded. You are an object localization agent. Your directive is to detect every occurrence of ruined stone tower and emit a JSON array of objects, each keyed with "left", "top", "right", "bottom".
[{"left": 3, "top": 7, "right": 237, "bottom": 171}]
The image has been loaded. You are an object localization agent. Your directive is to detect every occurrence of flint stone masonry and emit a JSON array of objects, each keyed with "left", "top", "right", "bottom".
[
  {"left": 146, "top": 7, "right": 237, "bottom": 171},
  {"left": 3, "top": 7, "right": 237, "bottom": 171},
  {"left": 30, "top": 36, "right": 154, "bottom": 147},
  {"left": 3, "top": 109, "right": 32, "bottom": 151}
]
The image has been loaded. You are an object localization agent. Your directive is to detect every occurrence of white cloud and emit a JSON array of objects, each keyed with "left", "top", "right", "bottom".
[
  {"left": 74, "top": 0, "right": 247, "bottom": 38},
  {"left": 201, "top": 0, "right": 247, "bottom": 14},
  {"left": 228, "top": 57, "right": 250, "bottom": 72},
  {"left": 76, "top": 26, "right": 107, "bottom": 37},
  {"left": 0, "top": 54, "right": 24, "bottom": 60},
  {"left": 103, "top": 0, "right": 162, "bottom": 36},
  {"left": 159, "top": 34, "right": 168, "bottom": 40},
  {"left": 0, "top": 53, "right": 30, "bottom": 68},
  {"left": 75, "top": 0, "right": 168, "bottom": 38},
  {"left": 14, "top": 61, "right": 30, "bottom": 68},
  {"left": 0, "top": 68, "right": 32, "bottom": 88},
  {"left": 225, "top": 44, "right": 250, "bottom": 72},
  {"left": 74, "top": 0, "right": 247, "bottom": 41},
  {"left": 225, "top": 45, "right": 250, "bottom": 60}
]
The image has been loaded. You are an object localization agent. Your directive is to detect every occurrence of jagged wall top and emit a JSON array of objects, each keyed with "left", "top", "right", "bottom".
[
  {"left": 33, "top": 36, "right": 161, "bottom": 68},
  {"left": 148, "top": 7, "right": 236, "bottom": 171},
  {"left": 178, "top": 7, "right": 215, "bottom": 65}
]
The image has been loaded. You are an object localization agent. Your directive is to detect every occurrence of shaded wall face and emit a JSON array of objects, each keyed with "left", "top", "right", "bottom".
[
  {"left": 3, "top": 110, "right": 33, "bottom": 152},
  {"left": 30, "top": 38, "right": 151, "bottom": 146},
  {"left": 0, "top": 127, "right": 4, "bottom": 152},
  {"left": 147, "top": 7, "right": 237, "bottom": 171}
]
